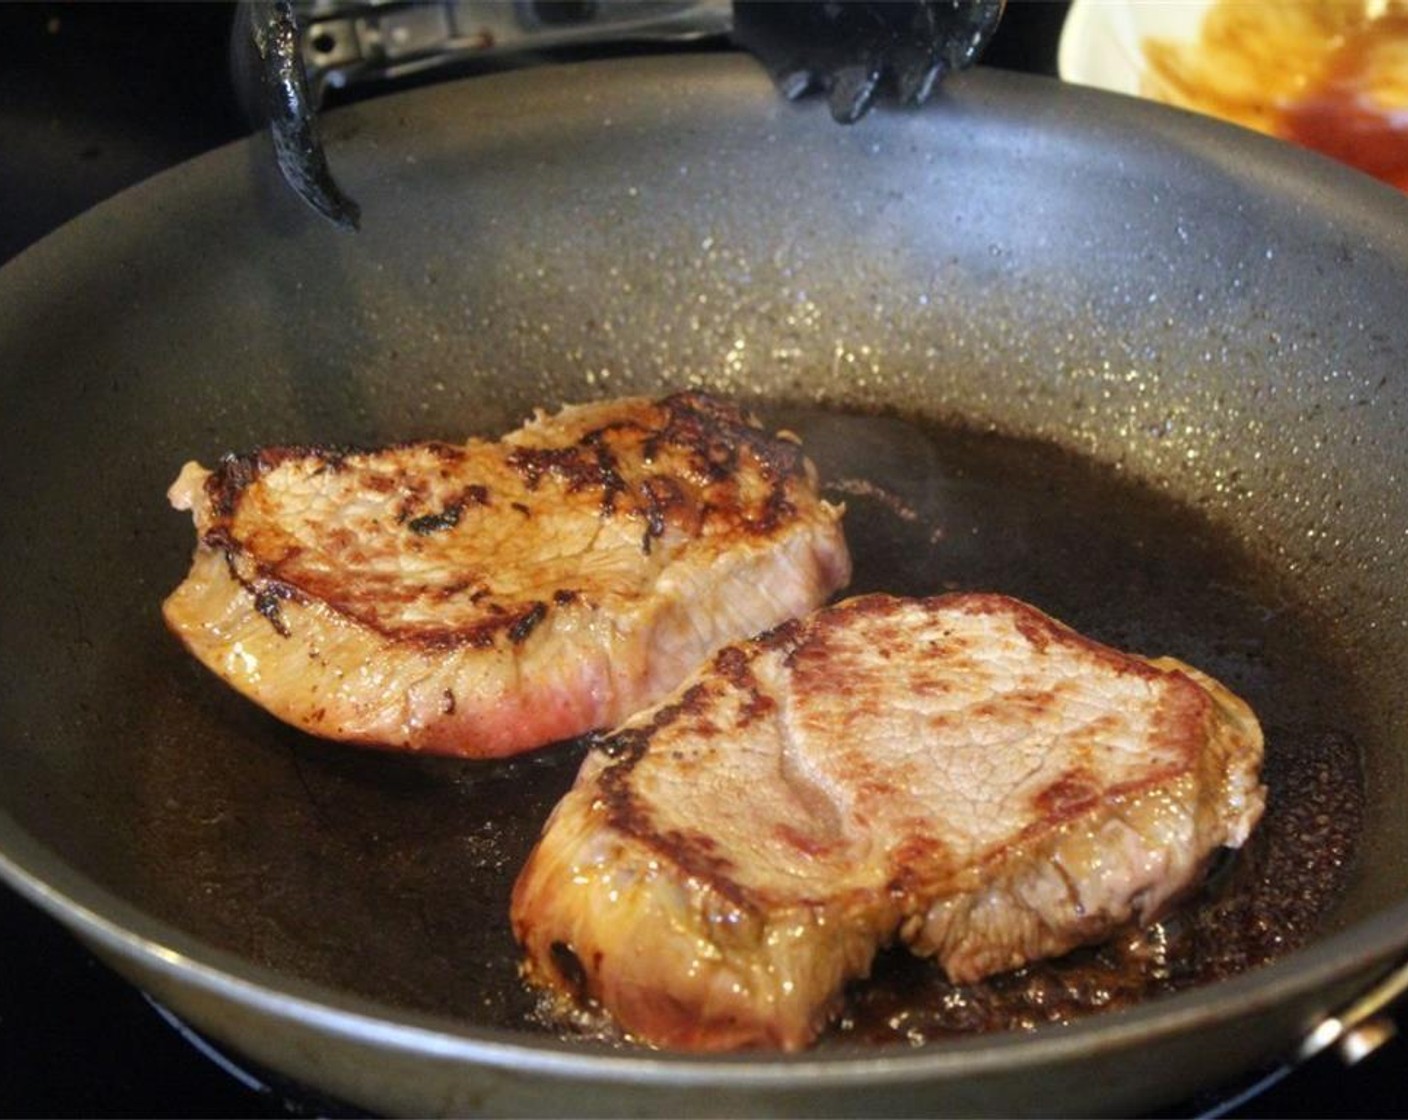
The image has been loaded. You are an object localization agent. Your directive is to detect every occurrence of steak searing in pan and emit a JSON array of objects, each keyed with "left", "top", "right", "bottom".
[
  {"left": 163, "top": 392, "right": 851, "bottom": 758},
  {"left": 512, "top": 592, "right": 1266, "bottom": 1051}
]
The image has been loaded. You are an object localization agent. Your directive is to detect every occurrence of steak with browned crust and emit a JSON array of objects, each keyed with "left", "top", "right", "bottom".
[
  {"left": 163, "top": 392, "right": 850, "bottom": 758},
  {"left": 511, "top": 592, "right": 1265, "bottom": 1050}
]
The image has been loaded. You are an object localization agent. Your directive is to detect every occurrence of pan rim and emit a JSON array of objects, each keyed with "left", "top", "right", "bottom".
[
  {"left": 3, "top": 811, "right": 1404, "bottom": 1085},
  {"left": 3, "top": 53, "right": 1408, "bottom": 1098},
  {"left": 3, "top": 52, "right": 1408, "bottom": 299}
]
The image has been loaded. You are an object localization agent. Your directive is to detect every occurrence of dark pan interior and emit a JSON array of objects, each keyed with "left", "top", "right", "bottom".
[{"left": 2, "top": 54, "right": 1408, "bottom": 1079}]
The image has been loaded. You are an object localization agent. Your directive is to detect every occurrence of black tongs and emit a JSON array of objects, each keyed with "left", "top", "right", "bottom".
[
  {"left": 243, "top": 0, "right": 1005, "bottom": 232},
  {"left": 732, "top": 0, "right": 1005, "bottom": 125},
  {"left": 242, "top": 0, "right": 362, "bottom": 231}
]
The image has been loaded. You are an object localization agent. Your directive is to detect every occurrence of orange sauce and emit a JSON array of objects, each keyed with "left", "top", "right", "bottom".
[
  {"left": 1142, "top": 2, "right": 1408, "bottom": 192},
  {"left": 1277, "top": 14, "right": 1408, "bottom": 191}
]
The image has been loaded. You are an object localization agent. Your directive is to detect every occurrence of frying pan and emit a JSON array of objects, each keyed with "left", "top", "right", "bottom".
[{"left": 2, "top": 53, "right": 1408, "bottom": 1116}]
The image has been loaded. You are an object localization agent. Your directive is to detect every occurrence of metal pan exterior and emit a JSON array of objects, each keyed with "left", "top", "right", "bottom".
[{"left": 1, "top": 54, "right": 1408, "bottom": 1115}]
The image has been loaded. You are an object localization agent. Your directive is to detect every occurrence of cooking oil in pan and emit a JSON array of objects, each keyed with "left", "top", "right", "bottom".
[
  {"left": 512, "top": 406, "right": 1365, "bottom": 1046},
  {"left": 146, "top": 405, "right": 1365, "bottom": 1046},
  {"left": 774, "top": 406, "right": 1364, "bottom": 1044}
]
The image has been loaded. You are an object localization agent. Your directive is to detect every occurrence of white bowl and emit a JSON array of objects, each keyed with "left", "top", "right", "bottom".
[{"left": 1057, "top": 0, "right": 1215, "bottom": 97}]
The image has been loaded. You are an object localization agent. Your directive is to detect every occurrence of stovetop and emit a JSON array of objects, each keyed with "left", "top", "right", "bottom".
[{"left": 1, "top": 4, "right": 1403, "bottom": 1115}]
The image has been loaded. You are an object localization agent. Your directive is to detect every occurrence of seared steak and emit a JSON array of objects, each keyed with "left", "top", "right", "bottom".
[
  {"left": 511, "top": 592, "right": 1265, "bottom": 1050},
  {"left": 163, "top": 392, "right": 850, "bottom": 758}
]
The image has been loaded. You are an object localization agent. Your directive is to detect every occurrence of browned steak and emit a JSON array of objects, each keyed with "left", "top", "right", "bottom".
[
  {"left": 511, "top": 592, "right": 1265, "bottom": 1050},
  {"left": 163, "top": 392, "right": 850, "bottom": 758}
]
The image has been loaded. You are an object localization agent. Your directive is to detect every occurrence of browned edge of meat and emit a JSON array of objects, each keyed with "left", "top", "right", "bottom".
[
  {"left": 511, "top": 592, "right": 1266, "bottom": 1051},
  {"left": 162, "top": 391, "right": 851, "bottom": 758}
]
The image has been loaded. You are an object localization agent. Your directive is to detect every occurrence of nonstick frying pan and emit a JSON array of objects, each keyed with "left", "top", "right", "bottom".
[{"left": 2, "top": 54, "right": 1408, "bottom": 1116}]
